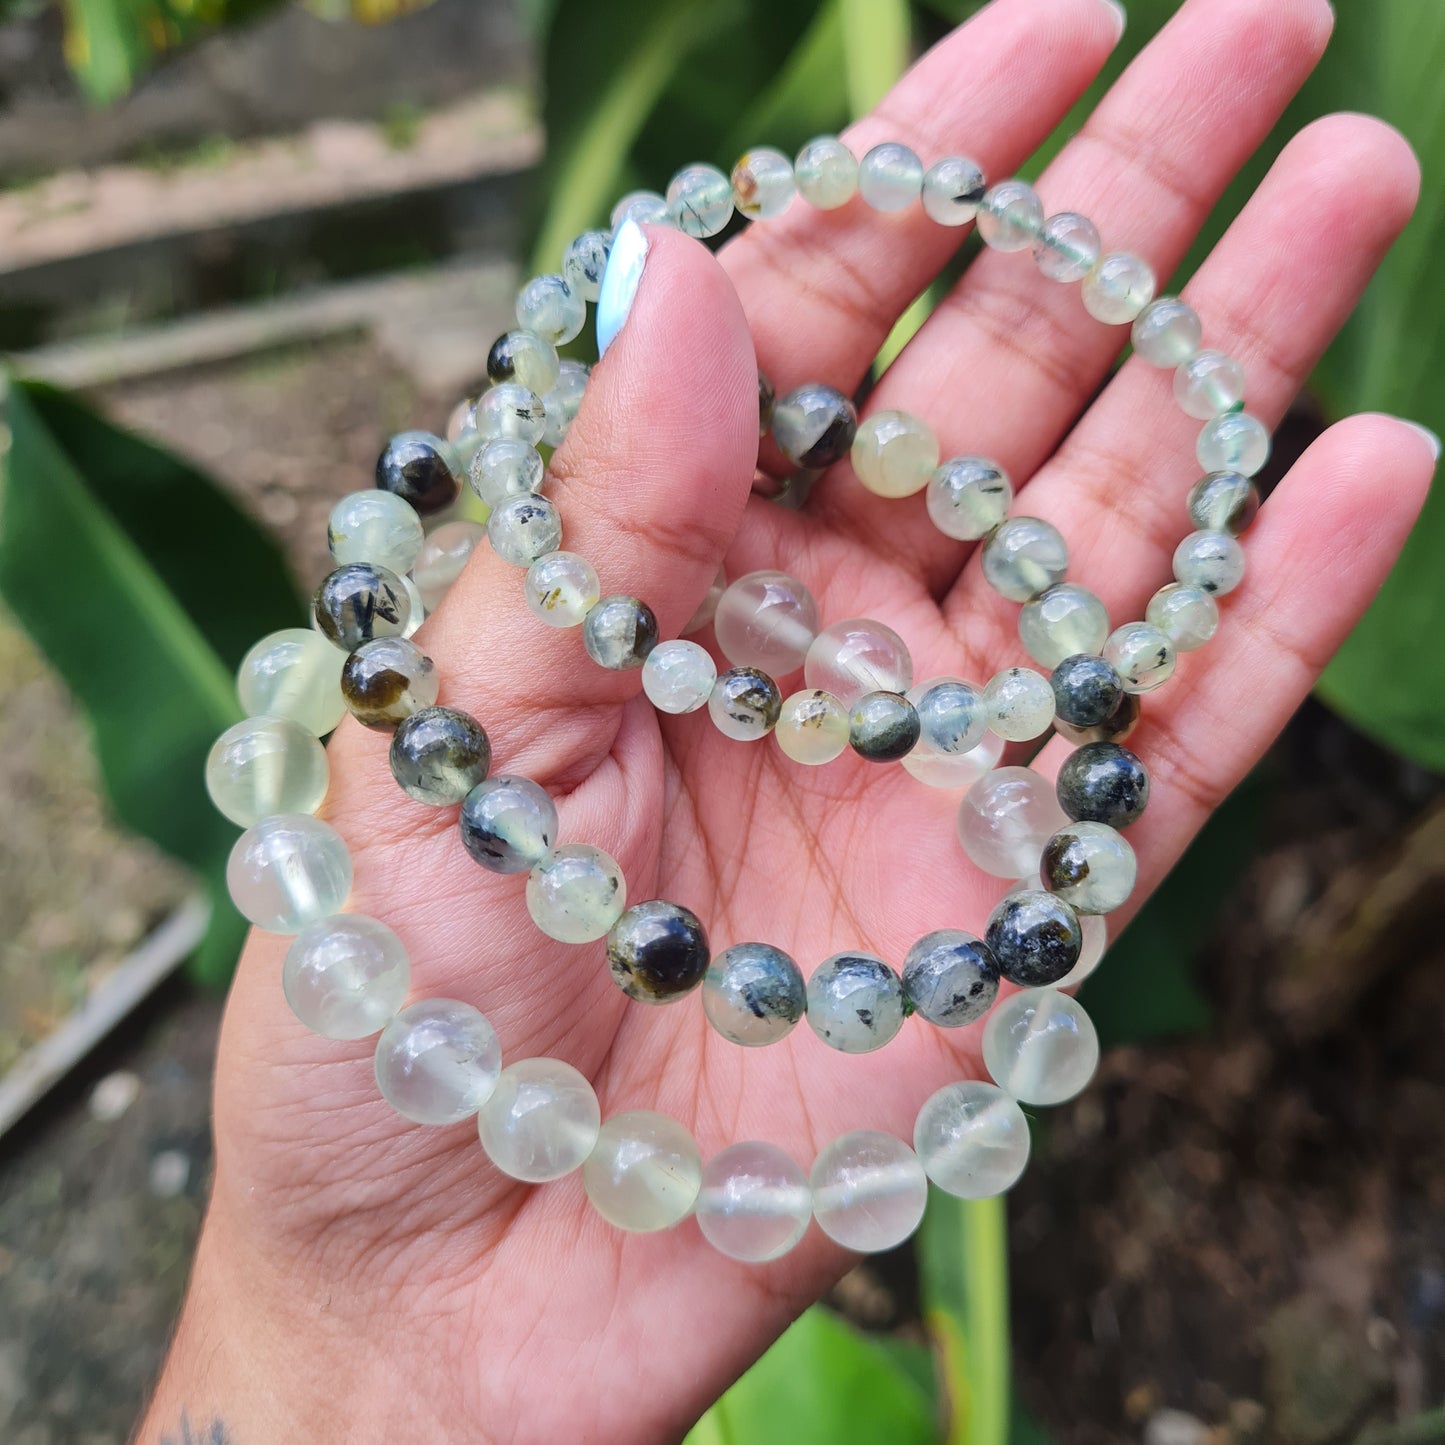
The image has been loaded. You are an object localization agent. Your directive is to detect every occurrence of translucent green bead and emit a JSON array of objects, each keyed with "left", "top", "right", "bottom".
[
  {"left": 807, "top": 952, "right": 905, "bottom": 1053},
  {"left": 583, "top": 595, "right": 659, "bottom": 669},
  {"left": 312, "top": 563, "right": 411, "bottom": 651},
  {"left": 794, "top": 136, "right": 858, "bottom": 210},
  {"left": 389, "top": 705, "right": 491, "bottom": 806},
  {"left": 283, "top": 913, "right": 409, "bottom": 1040},
  {"left": 583, "top": 1111, "right": 701, "bottom": 1232},
  {"left": 1188, "top": 471, "right": 1260, "bottom": 535},
  {"left": 237, "top": 628, "right": 345, "bottom": 737},
  {"left": 1131, "top": 297, "right": 1201, "bottom": 368},
  {"left": 541, "top": 359, "right": 589, "bottom": 448},
  {"left": 1082, "top": 251, "right": 1157, "bottom": 324},
  {"left": 327, "top": 490, "right": 423, "bottom": 575},
  {"left": 516, "top": 273, "right": 586, "bottom": 345},
  {"left": 696, "top": 1141, "right": 812, "bottom": 1263},
  {"left": 957, "top": 766, "right": 1066, "bottom": 879},
  {"left": 851, "top": 410, "right": 940, "bottom": 498},
  {"left": 460, "top": 775, "right": 556, "bottom": 874},
  {"left": 524, "top": 550, "right": 599, "bottom": 628},
  {"left": 1018, "top": 582, "right": 1110, "bottom": 668},
  {"left": 1173, "top": 529, "right": 1246, "bottom": 596},
  {"left": 611, "top": 189, "right": 669, "bottom": 229},
  {"left": 911, "top": 677, "right": 987, "bottom": 757},
  {"left": 206, "top": 716, "right": 329, "bottom": 826},
  {"left": 921, "top": 156, "right": 985, "bottom": 226},
  {"left": 1043, "top": 821, "right": 1137, "bottom": 915},
  {"left": 488, "top": 494, "right": 562, "bottom": 567},
  {"left": 983, "top": 988, "right": 1099, "bottom": 1106},
  {"left": 977, "top": 179, "right": 1043, "bottom": 251},
  {"left": 982, "top": 516, "right": 1069, "bottom": 602},
  {"left": 1175, "top": 349, "right": 1246, "bottom": 420},
  {"left": 341, "top": 636, "right": 437, "bottom": 731},
  {"left": 474, "top": 383, "right": 547, "bottom": 446},
  {"left": 642, "top": 639, "right": 716, "bottom": 714},
  {"left": 775, "top": 688, "right": 849, "bottom": 765},
  {"left": 849, "top": 690, "right": 920, "bottom": 762},
  {"left": 1197, "top": 411, "right": 1270, "bottom": 477},
  {"left": 226, "top": 814, "right": 351, "bottom": 934},
  {"left": 468, "top": 438, "right": 544, "bottom": 507},
  {"left": 714, "top": 569, "right": 819, "bottom": 674},
  {"left": 709, "top": 667, "right": 782, "bottom": 741},
  {"left": 901, "top": 728, "right": 1003, "bottom": 790},
  {"left": 561, "top": 230, "right": 612, "bottom": 303},
  {"left": 400, "top": 575, "right": 425, "bottom": 640},
  {"left": 927, "top": 456, "right": 1013, "bottom": 540},
  {"left": 486, "top": 329, "right": 561, "bottom": 395},
  {"left": 375, "top": 998, "right": 501, "bottom": 1126},
  {"left": 666, "top": 162, "right": 734, "bottom": 237},
  {"left": 1146, "top": 582, "right": 1218, "bottom": 651},
  {"left": 858, "top": 142, "right": 923, "bottom": 211},
  {"left": 983, "top": 666, "right": 1055, "bottom": 742},
  {"left": 1103, "top": 621, "right": 1177, "bottom": 693},
  {"left": 1033, "top": 212, "right": 1101, "bottom": 283},
  {"left": 805, "top": 618, "right": 912, "bottom": 704},
  {"left": 703, "top": 942, "right": 806, "bottom": 1045},
  {"left": 810, "top": 1131, "right": 928, "bottom": 1253},
  {"left": 413, "top": 520, "right": 486, "bottom": 610},
  {"left": 914, "top": 1080, "right": 1030, "bottom": 1199},
  {"left": 526, "top": 844, "right": 627, "bottom": 943},
  {"left": 731, "top": 147, "right": 795, "bottom": 219},
  {"left": 479, "top": 1058, "right": 601, "bottom": 1183},
  {"left": 771, "top": 382, "right": 858, "bottom": 469}
]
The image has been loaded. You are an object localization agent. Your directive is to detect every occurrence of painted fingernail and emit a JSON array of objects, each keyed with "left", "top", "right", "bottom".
[
  {"left": 1401, "top": 419, "right": 1441, "bottom": 464},
  {"left": 1099, "top": 0, "right": 1126, "bottom": 42},
  {"left": 597, "top": 218, "right": 649, "bottom": 359}
]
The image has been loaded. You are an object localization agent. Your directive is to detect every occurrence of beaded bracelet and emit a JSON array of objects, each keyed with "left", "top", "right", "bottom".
[{"left": 205, "top": 132, "right": 1269, "bottom": 1261}]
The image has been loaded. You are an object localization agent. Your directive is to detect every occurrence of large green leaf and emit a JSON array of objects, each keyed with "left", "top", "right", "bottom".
[{"left": 0, "top": 379, "right": 303, "bottom": 982}]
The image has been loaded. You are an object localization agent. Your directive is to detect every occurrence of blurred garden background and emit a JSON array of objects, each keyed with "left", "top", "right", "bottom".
[{"left": 1, "top": 0, "right": 1443, "bottom": 1441}]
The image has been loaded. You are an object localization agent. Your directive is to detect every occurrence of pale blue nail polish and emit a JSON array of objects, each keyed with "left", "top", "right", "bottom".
[{"left": 596, "top": 218, "right": 649, "bottom": 359}]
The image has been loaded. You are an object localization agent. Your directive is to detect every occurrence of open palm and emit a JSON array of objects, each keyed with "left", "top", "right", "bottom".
[{"left": 146, "top": 0, "right": 1433, "bottom": 1441}]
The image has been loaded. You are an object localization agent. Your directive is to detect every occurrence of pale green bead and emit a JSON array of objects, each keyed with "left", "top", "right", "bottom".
[
  {"left": 206, "top": 716, "right": 329, "bottom": 827},
  {"left": 526, "top": 844, "right": 627, "bottom": 943},
  {"left": 524, "top": 550, "right": 599, "bottom": 628},
  {"left": 911, "top": 676, "right": 988, "bottom": 756},
  {"left": 283, "top": 913, "right": 409, "bottom": 1039},
  {"left": 1197, "top": 411, "right": 1270, "bottom": 476},
  {"left": 583, "top": 1110, "right": 701, "bottom": 1232},
  {"left": 413, "top": 520, "right": 486, "bottom": 610},
  {"left": 327, "top": 490, "right": 423, "bottom": 575},
  {"left": 806, "top": 952, "right": 905, "bottom": 1053},
  {"left": 374, "top": 998, "right": 501, "bottom": 1125},
  {"left": 731, "top": 146, "right": 795, "bottom": 220},
  {"left": 983, "top": 666, "right": 1055, "bottom": 742},
  {"left": 914, "top": 1080, "right": 1030, "bottom": 1199},
  {"left": 851, "top": 410, "right": 940, "bottom": 498},
  {"left": 1103, "top": 621, "right": 1177, "bottom": 693},
  {"left": 981, "top": 516, "right": 1069, "bottom": 602},
  {"left": 516, "top": 273, "right": 586, "bottom": 345},
  {"left": 714, "top": 570, "right": 819, "bottom": 674},
  {"left": 1175, "top": 349, "right": 1246, "bottom": 420},
  {"left": 642, "top": 639, "right": 717, "bottom": 714},
  {"left": 927, "top": 456, "right": 1013, "bottom": 540},
  {"left": 702, "top": 942, "right": 806, "bottom": 1045},
  {"left": 804, "top": 618, "right": 912, "bottom": 705},
  {"left": 1131, "top": 297, "right": 1201, "bottom": 368},
  {"left": 400, "top": 575, "right": 425, "bottom": 640},
  {"left": 977, "top": 179, "right": 1043, "bottom": 251},
  {"left": 901, "top": 730, "right": 1003, "bottom": 790},
  {"left": 667, "top": 162, "right": 734, "bottom": 237},
  {"left": 562, "top": 229, "right": 612, "bottom": 302},
  {"left": 775, "top": 688, "right": 850, "bottom": 765},
  {"left": 236, "top": 627, "right": 345, "bottom": 737},
  {"left": 478, "top": 1057, "right": 600, "bottom": 1182},
  {"left": 1173, "top": 529, "right": 1246, "bottom": 596},
  {"left": 1018, "top": 582, "right": 1110, "bottom": 668},
  {"left": 611, "top": 189, "right": 670, "bottom": 229},
  {"left": 488, "top": 493, "right": 562, "bottom": 567},
  {"left": 1043, "top": 821, "right": 1137, "bottom": 914},
  {"left": 468, "top": 438, "right": 544, "bottom": 507},
  {"left": 487, "top": 328, "right": 561, "bottom": 395},
  {"left": 794, "top": 136, "right": 858, "bottom": 210},
  {"left": 1033, "top": 211, "right": 1101, "bottom": 283},
  {"left": 1146, "top": 582, "right": 1218, "bottom": 650},
  {"left": 810, "top": 1131, "right": 928, "bottom": 1253},
  {"left": 1082, "top": 251, "right": 1157, "bottom": 325},
  {"left": 957, "top": 765, "right": 1066, "bottom": 878},
  {"left": 983, "top": 988, "right": 1099, "bottom": 1106},
  {"left": 541, "top": 359, "right": 589, "bottom": 448},
  {"left": 226, "top": 814, "right": 351, "bottom": 934},
  {"left": 474, "top": 383, "right": 546, "bottom": 445},
  {"left": 1187, "top": 471, "right": 1259, "bottom": 536},
  {"left": 696, "top": 1141, "right": 812, "bottom": 1262},
  {"left": 921, "top": 156, "right": 985, "bottom": 226},
  {"left": 1057, "top": 913, "right": 1108, "bottom": 988},
  {"left": 858, "top": 142, "right": 923, "bottom": 211}
]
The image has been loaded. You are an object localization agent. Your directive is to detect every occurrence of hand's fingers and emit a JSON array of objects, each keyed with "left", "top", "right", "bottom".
[{"left": 810, "top": 0, "right": 1334, "bottom": 588}]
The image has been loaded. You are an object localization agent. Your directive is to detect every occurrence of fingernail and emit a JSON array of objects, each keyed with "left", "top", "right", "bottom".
[
  {"left": 1099, "top": 0, "right": 1126, "bottom": 42},
  {"left": 597, "top": 218, "right": 649, "bottom": 359},
  {"left": 1401, "top": 419, "right": 1441, "bottom": 463}
]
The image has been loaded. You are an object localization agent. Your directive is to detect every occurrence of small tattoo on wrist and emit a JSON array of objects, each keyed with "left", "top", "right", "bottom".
[{"left": 159, "top": 1412, "right": 230, "bottom": 1445}]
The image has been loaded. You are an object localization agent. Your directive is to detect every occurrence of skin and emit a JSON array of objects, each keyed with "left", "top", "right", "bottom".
[{"left": 139, "top": 0, "right": 1435, "bottom": 1440}]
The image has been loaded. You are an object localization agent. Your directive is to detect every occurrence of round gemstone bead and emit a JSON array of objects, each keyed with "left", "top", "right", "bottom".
[
  {"left": 340, "top": 636, "right": 437, "bottom": 731},
  {"left": 488, "top": 493, "right": 561, "bottom": 568},
  {"left": 921, "top": 155, "right": 986, "bottom": 225},
  {"left": 666, "top": 162, "right": 734, "bottom": 237},
  {"left": 1187, "top": 471, "right": 1260, "bottom": 536},
  {"left": 983, "top": 988, "right": 1099, "bottom": 1106},
  {"left": 794, "top": 135, "right": 859, "bottom": 210},
  {"left": 1055, "top": 691, "right": 1141, "bottom": 747},
  {"left": 413, "top": 520, "right": 486, "bottom": 610},
  {"left": 459, "top": 775, "right": 557, "bottom": 874},
  {"left": 606, "top": 900, "right": 709, "bottom": 1003},
  {"left": 524, "top": 550, "right": 599, "bottom": 629},
  {"left": 1049, "top": 654, "right": 1124, "bottom": 729},
  {"left": 527, "top": 844, "right": 627, "bottom": 944},
  {"left": 1019, "top": 582, "right": 1110, "bottom": 669},
  {"left": 237, "top": 628, "right": 346, "bottom": 737},
  {"left": 611, "top": 189, "right": 670, "bottom": 228},
  {"left": 731, "top": 146, "right": 795, "bottom": 219},
  {"left": 985, "top": 889, "right": 1083, "bottom": 987},
  {"left": 1147, "top": 582, "right": 1219, "bottom": 651},
  {"left": 583, "top": 1111, "right": 701, "bottom": 1232},
  {"left": 806, "top": 952, "right": 905, "bottom": 1053},
  {"left": 982, "top": 516, "right": 1069, "bottom": 602},
  {"left": 375, "top": 430, "right": 461, "bottom": 516},
  {"left": 901, "top": 729, "right": 1004, "bottom": 790},
  {"left": 486, "top": 329, "right": 562, "bottom": 394},
  {"left": 914, "top": 1080, "right": 1030, "bottom": 1199},
  {"left": 810, "top": 1131, "right": 928, "bottom": 1253},
  {"left": 1175, "top": 349, "right": 1246, "bottom": 420},
  {"left": 1043, "top": 821, "right": 1138, "bottom": 914},
  {"left": 1033, "top": 211, "right": 1101, "bottom": 283},
  {"left": 913, "top": 677, "right": 988, "bottom": 757},
  {"left": 206, "top": 716, "right": 329, "bottom": 827},
  {"left": 683, "top": 564, "right": 727, "bottom": 636},
  {"left": 283, "top": 913, "right": 409, "bottom": 1039},
  {"left": 468, "top": 438, "right": 544, "bottom": 507},
  {"left": 771, "top": 382, "right": 858, "bottom": 469},
  {"left": 389, "top": 705, "right": 491, "bottom": 807},
  {"left": 697, "top": 1142, "right": 812, "bottom": 1262},
  {"left": 1198, "top": 411, "right": 1270, "bottom": 476},
  {"left": 977, "top": 179, "right": 1043, "bottom": 251},
  {"left": 516, "top": 273, "right": 586, "bottom": 345},
  {"left": 474, "top": 383, "right": 547, "bottom": 446},
  {"left": 374, "top": 998, "right": 501, "bottom": 1126},
  {"left": 714, "top": 570, "right": 820, "bottom": 675},
  {"left": 312, "top": 563, "right": 411, "bottom": 651},
  {"left": 804, "top": 618, "right": 912, "bottom": 705},
  {"left": 851, "top": 410, "right": 940, "bottom": 498},
  {"left": 1130, "top": 297, "right": 1202, "bottom": 368},
  {"left": 1057, "top": 741, "right": 1149, "bottom": 828},
  {"left": 1082, "top": 251, "right": 1157, "bottom": 324},
  {"left": 227, "top": 814, "right": 351, "bottom": 934},
  {"left": 327, "top": 490, "right": 423, "bottom": 575},
  {"left": 849, "top": 690, "right": 920, "bottom": 762},
  {"left": 901, "top": 929, "right": 998, "bottom": 1028},
  {"left": 399, "top": 575, "right": 426, "bottom": 640},
  {"left": 957, "top": 767, "right": 1067, "bottom": 879},
  {"left": 775, "top": 689, "right": 850, "bottom": 765},
  {"left": 927, "top": 456, "right": 1013, "bottom": 540},
  {"left": 1174, "top": 529, "right": 1246, "bottom": 596},
  {"left": 583, "top": 595, "right": 659, "bottom": 670},
  {"left": 642, "top": 639, "right": 717, "bottom": 714},
  {"left": 561, "top": 230, "right": 612, "bottom": 302},
  {"left": 541, "top": 359, "right": 589, "bottom": 448},
  {"left": 478, "top": 1058, "right": 601, "bottom": 1182},
  {"left": 983, "top": 666, "right": 1056, "bottom": 742},
  {"left": 708, "top": 667, "right": 782, "bottom": 741},
  {"left": 858, "top": 141, "right": 923, "bottom": 211},
  {"left": 1058, "top": 914, "right": 1109, "bottom": 988},
  {"left": 703, "top": 942, "right": 807, "bottom": 1046},
  {"left": 1103, "top": 621, "right": 1176, "bottom": 694}
]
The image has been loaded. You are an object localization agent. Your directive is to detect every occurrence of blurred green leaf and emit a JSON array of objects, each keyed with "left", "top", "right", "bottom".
[{"left": 841, "top": 0, "right": 910, "bottom": 117}]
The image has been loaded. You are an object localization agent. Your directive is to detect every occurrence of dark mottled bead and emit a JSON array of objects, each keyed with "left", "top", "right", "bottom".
[
  {"left": 757, "top": 369, "right": 776, "bottom": 436},
  {"left": 582, "top": 594, "right": 659, "bottom": 670},
  {"left": 1055, "top": 691, "right": 1141, "bottom": 747},
  {"left": 770, "top": 381, "right": 858, "bottom": 469},
  {"left": 901, "top": 929, "right": 999, "bottom": 1028},
  {"left": 709, "top": 666, "right": 783, "bottom": 740},
  {"left": 375, "top": 430, "right": 461, "bottom": 517},
  {"left": 389, "top": 705, "right": 491, "bottom": 806},
  {"left": 1187, "top": 470, "right": 1261, "bottom": 536},
  {"left": 312, "top": 563, "right": 411, "bottom": 651},
  {"left": 606, "top": 900, "right": 710, "bottom": 1004},
  {"left": 984, "top": 889, "right": 1082, "bottom": 988},
  {"left": 341, "top": 636, "right": 436, "bottom": 731},
  {"left": 848, "top": 690, "right": 920, "bottom": 762},
  {"left": 1050, "top": 654, "right": 1125, "bottom": 729},
  {"left": 703, "top": 942, "right": 807, "bottom": 1045},
  {"left": 1056, "top": 742, "right": 1150, "bottom": 828}
]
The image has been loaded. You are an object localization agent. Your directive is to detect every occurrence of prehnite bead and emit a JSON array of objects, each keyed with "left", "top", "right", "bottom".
[
  {"left": 983, "top": 988, "right": 1099, "bottom": 1106},
  {"left": 921, "top": 155, "right": 986, "bottom": 226},
  {"left": 389, "top": 705, "right": 491, "bottom": 806},
  {"left": 851, "top": 410, "right": 940, "bottom": 498},
  {"left": 667, "top": 162, "right": 734, "bottom": 237},
  {"left": 981, "top": 516, "right": 1069, "bottom": 602},
  {"left": 1033, "top": 211, "right": 1101, "bottom": 283},
  {"left": 1055, "top": 690, "right": 1141, "bottom": 747},
  {"left": 1175, "top": 349, "right": 1246, "bottom": 420},
  {"left": 1082, "top": 251, "right": 1157, "bottom": 325},
  {"left": 1058, "top": 914, "right": 1108, "bottom": 989},
  {"left": 683, "top": 563, "right": 727, "bottom": 636},
  {"left": 611, "top": 189, "right": 670, "bottom": 229},
  {"left": 478, "top": 1058, "right": 601, "bottom": 1182},
  {"left": 703, "top": 942, "right": 807, "bottom": 1046},
  {"left": 374, "top": 998, "right": 501, "bottom": 1126},
  {"left": 957, "top": 767, "right": 1067, "bottom": 879},
  {"left": 283, "top": 913, "right": 409, "bottom": 1039},
  {"left": 583, "top": 595, "right": 659, "bottom": 670},
  {"left": 1187, "top": 470, "right": 1260, "bottom": 536},
  {"left": 1197, "top": 411, "right": 1270, "bottom": 477},
  {"left": 1043, "top": 821, "right": 1137, "bottom": 914},
  {"left": 1103, "top": 621, "right": 1176, "bottom": 693},
  {"left": 985, "top": 889, "right": 1083, "bottom": 987},
  {"left": 340, "top": 636, "right": 438, "bottom": 731},
  {"left": 901, "top": 729, "right": 1004, "bottom": 790},
  {"left": 237, "top": 627, "right": 347, "bottom": 737},
  {"left": 541, "top": 359, "right": 590, "bottom": 448},
  {"left": 486, "top": 328, "right": 562, "bottom": 395},
  {"left": 983, "top": 666, "right": 1056, "bottom": 742},
  {"left": 714, "top": 570, "right": 820, "bottom": 674},
  {"left": 901, "top": 929, "right": 999, "bottom": 1028},
  {"left": 810, "top": 1131, "right": 928, "bottom": 1253},
  {"left": 474, "top": 383, "right": 547, "bottom": 446},
  {"left": 913, "top": 677, "right": 988, "bottom": 757},
  {"left": 312, "top": 563, "right": 411, "bottom": 651},
  {"left": 1019, "top": 582, "right": 1110, "bottom": 669},
  {"left": 524, "top": 550, "right": 599, "bottom": 629},
  {"left": 806, "top": 952, "right": 905, "bottom": 1054},
  {"left": 459, "top": 775, "right": 557, "bottom": 874},
  {"left": 527, "top": 844, "right": 627, "bottom": 944},
  {"left": 400, "top": 574, "right": 426, "bottom": 640},
  {"left": 226, "top": 814, "right": 352, "bottom": 934},
  {"left": 774, "top": 689, "right": 850, "bottom": 765},
  {"left": 488, "top": 493, "right": 563, "bottom": 568},
  {"left": 1173, "top": 529, "right": 1246, "bottom": 596},
  {"left": 849, "top": 690, "right": 920, "bottom": 762},
  {"left": 977, "top": 179, "right": 1044, "bottom": 251},
  {"left": 794, "top": 135, "right": 859, "bottom": 210},
  {"left": 375, "top": 430, "right": 461, "bottom": 516},
  {"left": 642, "top": 639, "right": 717, "bottom": 714},
  {"left": 914, "top": 1080, "right": 1031, "bottom": 1199},
  {"left": 1130, "top": 296, "right": 1202, "bottom": 368},
  {"left": 731, "top": 146, "right": 795, "bottom": 219},
  {"left": 858, "top": 141, "right": 923, "bottom": 211},
  {"left": 561, "top": 229, "right": 612, "bottom": 302},
  {"left": 516, "top": 273, "right": 586, "bottom": 346},
  {"left": 328, "top": 490, "right": 424, "bottom": 576},
  {"left": 413, "top": 520, "right": 486, "bottom": 610},
  {"left": 1146, "top": 581, "right": 1219, "bottom": 651},
  {"left": 926, "top": 456, "right": 1013, "bottom": 540},
  {"left": 206, "top": 716, "right": 329, "bottom": 827},
  {"left": 804, "top": 618, "right": 913, "bottom": 705},
  {"left": 709, "top": 667, "right": 783, "bottom": 741},
  {"left": 1056, "top": 741, "right": 1149, "bottom": 828},
  {"left": 606, "top": 899, "right": 710, "bottom": 1003},
  {"left": 1049, "top": 653, "right": 1124, "bottom": 729},
  {"left": 468, "top": 437, "right": 544, "bottom": 507},
  {"left": 583, "top": 1111, "right": 702, "bottom": 1232},
  {"left": 771, "top": 382, "right": 858, "bottom": 469},
  {"left": 696, "top": 1141, "right": 813, "bottom": 1262}
]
